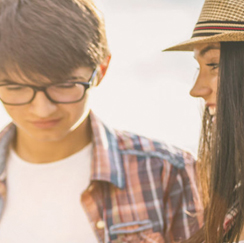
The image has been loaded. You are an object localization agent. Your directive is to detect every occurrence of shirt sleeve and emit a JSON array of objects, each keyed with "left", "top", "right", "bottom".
[{"left": 162, "top": 150, "right": 204, "bottom": 242}]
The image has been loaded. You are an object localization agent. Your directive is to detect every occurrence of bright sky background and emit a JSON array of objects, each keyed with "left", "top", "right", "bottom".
[{"left": 0, "top": 0, "right": 205, "bottom": 155}]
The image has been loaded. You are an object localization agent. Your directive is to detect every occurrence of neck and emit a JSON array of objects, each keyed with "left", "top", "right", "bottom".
[{"left": 13, "top": 116, "right": 92, "bottom": 164}]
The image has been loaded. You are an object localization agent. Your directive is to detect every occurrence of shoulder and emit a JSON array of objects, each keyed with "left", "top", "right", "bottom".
[
  {"left": 113, "top": 128, "right": 196, "bottom": 170},
  {"left": 112, "top": 128, "right": 201, "bottom": 210}
]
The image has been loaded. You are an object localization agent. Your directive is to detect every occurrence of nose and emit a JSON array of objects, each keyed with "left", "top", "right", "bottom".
[
  {"left": 29, "top": 91, "right": 57, "bottom": 118},
  {"left": 190, "top": 71, "right": 212, "bottom": 98}
]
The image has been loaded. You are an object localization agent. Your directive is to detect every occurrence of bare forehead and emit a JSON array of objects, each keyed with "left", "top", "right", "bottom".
[{"left": 194, "top": 43, "right": 220, "bottom": 59}]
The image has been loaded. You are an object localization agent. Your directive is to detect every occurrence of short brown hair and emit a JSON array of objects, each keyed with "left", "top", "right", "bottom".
[{"left": 0, "top": 0, "right": 110, "bottom": 83}]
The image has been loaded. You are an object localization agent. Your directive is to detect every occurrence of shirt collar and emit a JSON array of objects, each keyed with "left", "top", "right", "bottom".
[
  {"left": 0, "top": 123, "right": 16, "bottom": 180},
  {"left": 0, "top": 112, "right": 126, "bottom": 189},
  {"left": 0, "top": 111, "right": 186, "bottom": 190},
  {"left": 89, "top": 111, "right": 125, "bottom": 189}
]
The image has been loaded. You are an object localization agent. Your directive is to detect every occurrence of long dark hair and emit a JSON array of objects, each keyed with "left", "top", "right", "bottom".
[{"left": 185, "top": 41, "right": 244, "bottom": 243}]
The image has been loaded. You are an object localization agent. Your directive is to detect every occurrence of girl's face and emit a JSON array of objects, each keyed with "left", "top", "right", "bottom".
[{"left": 191, "top": 43, "right": 220, "bottom": 115}]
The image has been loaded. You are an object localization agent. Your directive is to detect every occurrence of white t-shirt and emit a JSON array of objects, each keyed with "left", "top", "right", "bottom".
[{"left": 0, "top": 143, "right": 98, "bottom": 243}]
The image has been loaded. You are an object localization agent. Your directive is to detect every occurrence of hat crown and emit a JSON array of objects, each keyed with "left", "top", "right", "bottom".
[
  {"left": 164, "top": 0, "right": 244, "bottom": 52},
  {"left": 191, "top": 0, "right": 244, "bottom": 38},
  {"left": 198, "top": 0, "right": 244, "bottom": 22}
]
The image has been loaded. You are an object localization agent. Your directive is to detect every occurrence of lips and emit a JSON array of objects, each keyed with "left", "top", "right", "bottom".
[{"left": 30, "top": 118, "right": 62, "bottom": 129}]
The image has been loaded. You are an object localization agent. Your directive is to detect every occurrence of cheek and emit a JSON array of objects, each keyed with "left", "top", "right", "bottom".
[
  {"left": 211, "top": 75, "right": 219, "bottom": 94},
  {"left": 63, "top": 95, "right": 91, "bottom": 122},
  {"left": 3, "top": 106, "right": 25, "bottom": 122}
]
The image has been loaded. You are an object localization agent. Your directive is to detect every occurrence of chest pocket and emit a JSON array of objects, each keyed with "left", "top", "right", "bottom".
[
  {"left": 109, "top": 228, "right": 165, "bottom": 243},
  {"left": 109, "top": 219, "right": 153, "bottom": 235},
  {"left": 103, "top": 151, "right": 166, "bottom": 242},
  {"left": 103, "top": 177, "right": 165, "bottom": 242}
]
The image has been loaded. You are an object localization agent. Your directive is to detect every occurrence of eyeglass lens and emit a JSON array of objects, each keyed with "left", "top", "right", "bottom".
[{"left": 0, "top": 82, "right": 86, "bottom": 105}]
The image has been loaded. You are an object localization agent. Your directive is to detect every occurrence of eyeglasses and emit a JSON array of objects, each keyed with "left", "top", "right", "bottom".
[{"left": 0, "top": 69, "right": 97, "bottom": 106}]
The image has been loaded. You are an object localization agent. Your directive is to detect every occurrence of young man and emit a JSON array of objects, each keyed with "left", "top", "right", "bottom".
[{"left": 0, "top": 0, "right": 203, "bottom": 242}]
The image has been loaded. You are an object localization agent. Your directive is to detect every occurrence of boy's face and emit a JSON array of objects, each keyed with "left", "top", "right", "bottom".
[{"left": 1, "top": 66, "right": 95, "bottom": 142}]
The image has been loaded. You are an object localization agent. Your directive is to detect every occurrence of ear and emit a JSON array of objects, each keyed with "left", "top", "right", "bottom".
[{"left": 95, "top": 54, "right": 111, "bottom": 86}]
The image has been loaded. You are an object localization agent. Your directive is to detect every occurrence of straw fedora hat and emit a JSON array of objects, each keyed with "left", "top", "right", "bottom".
[{"left": 164, "top": 0, "right": 244, "bottom": 51}]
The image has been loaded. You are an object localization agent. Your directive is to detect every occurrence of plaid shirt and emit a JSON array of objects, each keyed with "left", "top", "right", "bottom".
[{"left": 0, "top": 111, "right": 203, "bottom": 243}]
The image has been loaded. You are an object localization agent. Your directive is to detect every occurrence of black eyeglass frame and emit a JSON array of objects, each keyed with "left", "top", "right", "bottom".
[{"left": 0, "top": 69, "right": 98, "bottom": 106}]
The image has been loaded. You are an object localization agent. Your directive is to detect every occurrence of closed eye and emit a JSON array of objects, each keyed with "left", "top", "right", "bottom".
[
  {"left": 6, "top": 85, "right": 25, "bottom": 91},
  {"left": 54, "top": 83, "right": 76, "bottom": 89},
  {"left": 206, "top": 63, "right": 219, "bottom": 70}
]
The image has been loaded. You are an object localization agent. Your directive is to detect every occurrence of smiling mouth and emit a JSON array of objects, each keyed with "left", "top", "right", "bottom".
[
  {"left": 206, "top": 104, "right": 216, "bottom": 115},
  {"left": 30, "top": 119, "right": 62, "bottom": 129}
]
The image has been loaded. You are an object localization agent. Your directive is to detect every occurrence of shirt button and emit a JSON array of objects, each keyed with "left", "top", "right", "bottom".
[{"left": 96, "top": 220, "right": 105, "bottom": 229}]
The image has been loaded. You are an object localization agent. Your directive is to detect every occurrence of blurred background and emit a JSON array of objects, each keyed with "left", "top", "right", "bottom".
[{"left": 0, "top": 0, "right": 204, "bottom": 155}]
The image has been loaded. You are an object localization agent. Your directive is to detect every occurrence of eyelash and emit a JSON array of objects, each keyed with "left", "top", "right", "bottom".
[{"left": 206, "top": 63, "right": 219, "bottom": 70}]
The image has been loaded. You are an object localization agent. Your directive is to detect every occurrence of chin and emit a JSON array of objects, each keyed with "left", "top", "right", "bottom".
[{"left": 25, "top": 129, "right": 70, "bottom": 143}]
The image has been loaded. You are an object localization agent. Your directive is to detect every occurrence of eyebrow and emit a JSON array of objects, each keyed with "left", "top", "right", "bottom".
[
  {"left": 199, "top": 45, "right": 220, "bottom": 57},
  {"left": 0, "top": 79, "right": 17, "bottom": 84}
]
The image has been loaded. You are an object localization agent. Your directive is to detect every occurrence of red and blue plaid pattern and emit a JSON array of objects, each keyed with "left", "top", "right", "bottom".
[{"left": 0, "top": 111, "right": 203, "bottom": 242}]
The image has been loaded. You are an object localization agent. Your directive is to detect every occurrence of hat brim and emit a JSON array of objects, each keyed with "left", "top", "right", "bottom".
[{"left": 163, "top": 31, "right": 244, "bottom": 52}]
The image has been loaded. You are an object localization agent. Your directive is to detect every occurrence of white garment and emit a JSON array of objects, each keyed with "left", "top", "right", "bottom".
[{"left": 0, "top": 143, "right": 98, "bottom": 243}]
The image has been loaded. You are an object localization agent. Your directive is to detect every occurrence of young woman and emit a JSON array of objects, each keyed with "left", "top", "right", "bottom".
[{"left": 165, "top": 0, "right": 244, "bottom": 242}]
